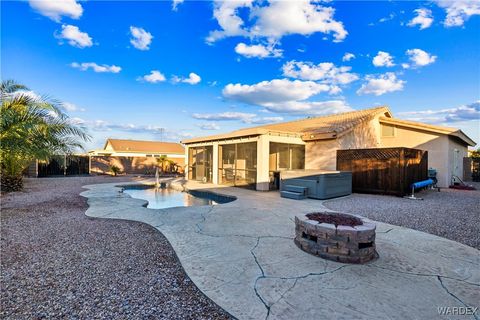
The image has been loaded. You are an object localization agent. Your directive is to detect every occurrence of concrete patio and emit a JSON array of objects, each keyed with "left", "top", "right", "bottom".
[{"left": 81, "top": 179, "right": 479, "bottom": 320}]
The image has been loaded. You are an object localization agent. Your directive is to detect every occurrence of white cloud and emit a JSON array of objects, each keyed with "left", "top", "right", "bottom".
[
  {"left": 282, "top": 61, "right": 359, "bottom": 88},
  {"left": 71, "top": 62, "right": 121, "bottom": 73},
  {"left": 138, "top": 70, "right": 166, "bottom": 83},
  {"left": 172, "top": 0, "right": 184, "bottom": 11},
  {"left": 357, "top": 72, "right": 405, "bottom": 96},
  {"left": 129, "top": 26, "right": 153, "bottom": 50},
  {"left": 63, "top": 102, "right": 78, "bottom": 112},
  {"left": 68, "top": 117, "right": 86, "bottom": 125},
  {"left": 207, "top": 0, "right": 347, "bottom": 44},
  {"left": 55, "top": 24, "right": 93, "bottom": 48},
  {"left": 223, "top": 79, "right": 329, "bottom": 106},
  {"left": 435, "top": 0, "right": 480, "bottom": 27},
  {"left": 192, "top": 111, "right": 285, "bottom": 124},
  {"left": 184, "top": 73, "right": 201, "bottom": 85},
  {"left": 29, "top": 0, "right": 83, "bottom": 22},
  {"left": 368, "top": 13, "right": 396, "bottom": 26},
  {"left": 222, "top": 78, "right": 352, "bottom": 115},
  {"left": 12, "top": 90, "right": 42, "bottom": 101},
  {"left": 328, "top": 86, "right": 342, "bottom": 95},
  {"left": 83, "top": 119, "right": 193, "bottom": 141},
  {"left": 206, "top": 0, "right": 252, "bottom": 43},
  {"left": 398, "top": 101, "right": 480, "bottom": 123},
  {"left": 372, "top": 51, "right": 395, "bottom": 67},
  {"left": 250, "top": 1, "right": 348, "bottom": 42},
  {"left": 192, "top": 112, "right": 257, "bottom": 122},
  {"left": 259, "top": 100, "right": 352, "bottom": 115},
  {"left": 235, "top": 42, "right": 283, "bottom": 59},
  {"left": 406, "top": 49, "right": 437, "bottom": 67},
  {"left": 342, "top": 52, "right": 355, "bottom": 62},
  {"left": 173, "top": 72, "right": 202, "bottom": 85},
  {"left": 408, "top": 8, "right": 434, "bottom": 30},
  {"left": 250, "top": 116, "right": 284, "bottom": 124},
  {"left": 198, "top": 123, "right": 220, "bottom": 130},
  {"left": 63, "top": 102, "right": 85, "bottom": 112},
  {"left": 378, "top": 13, "right": 396, "bottom": 23}
]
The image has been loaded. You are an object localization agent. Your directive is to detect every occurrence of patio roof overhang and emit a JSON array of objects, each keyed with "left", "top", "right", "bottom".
[{"left": 182, "top": 128, "right": 302, "bottom": 145}]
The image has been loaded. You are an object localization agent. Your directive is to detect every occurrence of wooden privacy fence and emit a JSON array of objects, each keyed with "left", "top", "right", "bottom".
[{"left": 336, "top": 147, "right": 428, "bottom": 196}]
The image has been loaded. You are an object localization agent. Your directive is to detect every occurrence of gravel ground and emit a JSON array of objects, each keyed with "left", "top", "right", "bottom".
[
  {"left": 324, "top": 183, "right": 480, "bottom": 250},
  {"left": 0, "top": 176, "right": 231, "bottom": 319}
]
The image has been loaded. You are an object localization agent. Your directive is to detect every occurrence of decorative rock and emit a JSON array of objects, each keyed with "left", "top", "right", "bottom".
[{"left": 294, "top": 212, "right": 376, "bottom": 264}]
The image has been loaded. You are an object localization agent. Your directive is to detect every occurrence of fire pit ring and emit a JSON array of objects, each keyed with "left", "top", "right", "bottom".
[{"left": 294, "top": 212, "right": 376, "bottom": 264}]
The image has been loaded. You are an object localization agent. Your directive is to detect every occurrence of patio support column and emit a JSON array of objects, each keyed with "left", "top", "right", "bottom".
[
  {"left": 212, "top": 143, "right": 219, "bottom": 184},
  {"left": 256, "top": 135, "right": 270, "bottom": 191},
  {"left": 184, "top": 146, "right": 189, "bottom": 180}
]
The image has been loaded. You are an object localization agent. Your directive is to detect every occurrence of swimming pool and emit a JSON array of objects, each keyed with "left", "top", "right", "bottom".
[{"left": 123, "top": 185, "right": 235, "bottom": 209}]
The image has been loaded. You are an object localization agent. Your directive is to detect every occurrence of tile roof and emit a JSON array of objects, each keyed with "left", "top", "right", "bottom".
[
  {"left": 104, "top": 139, "right": 185, "bottom": 154},
  {"left": 182, "top": 107, "right": 392, "bottom": 144}
]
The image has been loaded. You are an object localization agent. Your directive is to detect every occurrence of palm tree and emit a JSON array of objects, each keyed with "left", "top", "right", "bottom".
[
  {"left": 157, "top": 155, "right": 168, "bottom": 173},
  {"left": 168, "top": 160, "right": 179, "bottom": 173},
  {"left": 0, "top": 80, "right": 90, "bottom": 192}
]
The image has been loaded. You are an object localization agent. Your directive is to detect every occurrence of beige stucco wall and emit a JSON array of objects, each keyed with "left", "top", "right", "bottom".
[
  {"left": 90, "top": 156, "right": 185, "bottom": 175},
  {"left": 305, "top": 117, "right": 381, "bottom": 170},
  {"left": 103, "top": 151, "right": 185, "bottom": 159},
  {"left": 448, "top": 137, "right": 469, "bottom": 184},
  {"left": 105, "top": 142, "right": 114, "bottom": 151},
  {"left": 379, "top": 125, "right": 468, "bottom": 187}
]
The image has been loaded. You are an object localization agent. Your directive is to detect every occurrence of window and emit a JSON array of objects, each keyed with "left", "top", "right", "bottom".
[
  {"left": 381, "top": 124, "right": 395, "bottom": 137},
  {"left": 269, "top": 142, "right": 305, "bottom": 171}
]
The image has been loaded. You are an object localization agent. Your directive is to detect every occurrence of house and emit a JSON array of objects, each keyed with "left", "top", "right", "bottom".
[
  {"left": 181, "top": 107, "right": 476, "bottom": 190},
  {"left": 89, "top": 139, "right": 185, "bottom": 175},
  {"left": 89, "top": 139, "right": 185, "bottom": 158}
]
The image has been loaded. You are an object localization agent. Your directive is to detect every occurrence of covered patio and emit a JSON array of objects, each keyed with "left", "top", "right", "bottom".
[{"left": 184, "top": 130, "right": 306, "bottom": 191}]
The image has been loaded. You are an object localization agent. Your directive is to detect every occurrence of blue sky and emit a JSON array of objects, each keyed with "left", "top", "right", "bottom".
[{"left": 2, "top": 0, "right": 479, "bottom": 150}]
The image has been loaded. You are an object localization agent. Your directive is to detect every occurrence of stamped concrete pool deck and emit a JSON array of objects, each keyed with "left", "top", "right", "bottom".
[{"left": 81, "top": 179, "right": 480, "bottom": 320}]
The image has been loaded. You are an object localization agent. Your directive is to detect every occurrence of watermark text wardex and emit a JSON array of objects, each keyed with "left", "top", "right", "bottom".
[{"left": 438, "top": 306, "right": 478, "bottom": 316}]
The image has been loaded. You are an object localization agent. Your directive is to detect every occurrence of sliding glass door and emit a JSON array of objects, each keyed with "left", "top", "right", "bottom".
[
  {"left": 188, "top": 146, "right": 213, "bottom": 182},
  {"left": 218, "top": 142, "right": 257, "bottom": 189}
]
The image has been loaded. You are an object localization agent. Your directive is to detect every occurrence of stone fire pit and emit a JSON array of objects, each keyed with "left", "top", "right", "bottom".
[{"left": 294, "top": 212, "right": 376, "bottom": 263}]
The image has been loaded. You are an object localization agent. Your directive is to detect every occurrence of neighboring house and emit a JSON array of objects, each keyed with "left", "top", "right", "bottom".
[
  {"left": 89, "top": 139, "right": 185, "bottom": 175},
  {"left": 182, "top": 107, "right": 475, "bottom": 190}
]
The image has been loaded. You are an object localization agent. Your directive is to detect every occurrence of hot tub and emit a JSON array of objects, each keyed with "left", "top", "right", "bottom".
[{"left": 280, "top": 170, "right": 352, "bottom": 200}]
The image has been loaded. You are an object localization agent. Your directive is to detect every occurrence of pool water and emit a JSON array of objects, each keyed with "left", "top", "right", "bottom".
[{"left": 123, "top": 186, "right": 233, "bottom": 209}]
